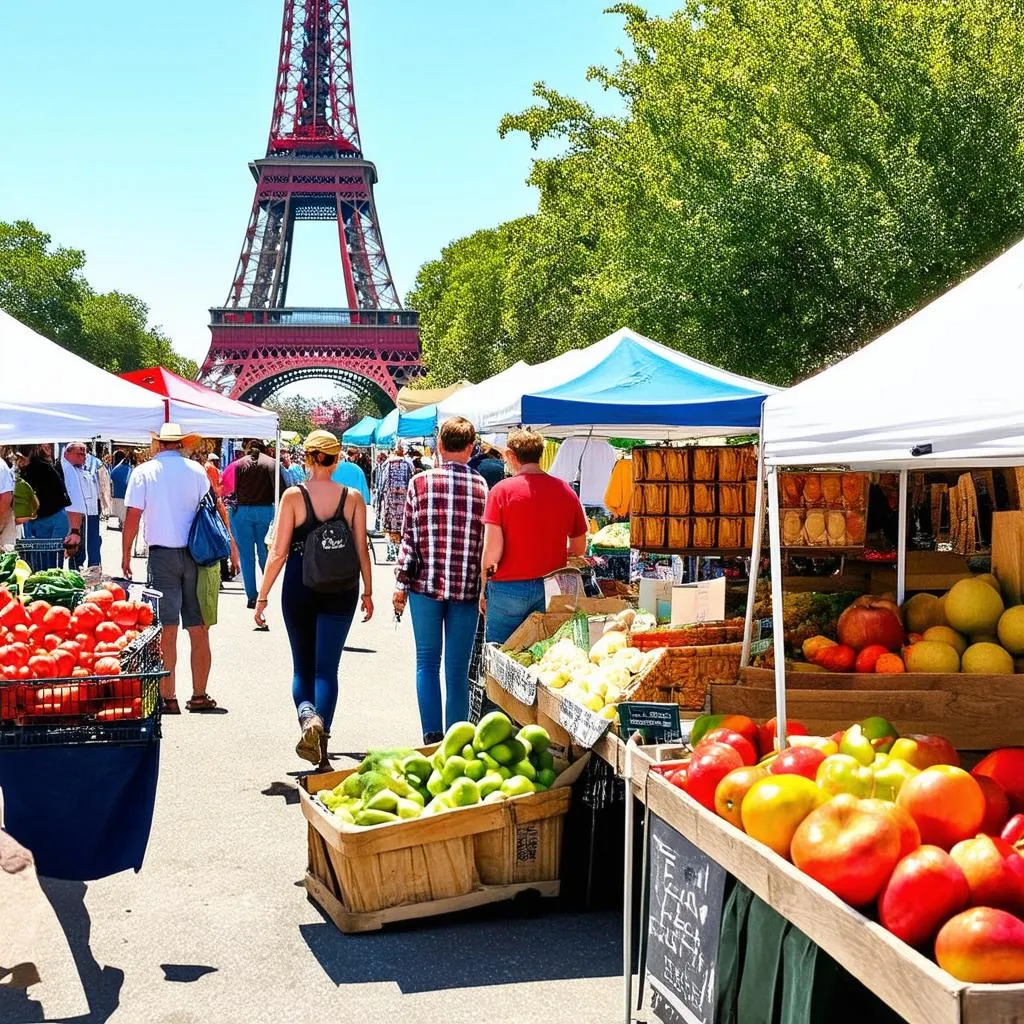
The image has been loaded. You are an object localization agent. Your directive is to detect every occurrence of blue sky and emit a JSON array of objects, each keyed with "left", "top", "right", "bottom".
[{"left": 0, "top": 0, "right": 676, "bottom": 374}]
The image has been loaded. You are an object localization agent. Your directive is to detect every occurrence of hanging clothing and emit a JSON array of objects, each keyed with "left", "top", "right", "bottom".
[
  {"left": 379, "top": 455, "right": 415, "bottom": 536},
  {"left": 548, "top": 437, "right": 618, "bottom": 507},
  {"left": 604, "top": 457, "right": 634, "bottom": 518}
]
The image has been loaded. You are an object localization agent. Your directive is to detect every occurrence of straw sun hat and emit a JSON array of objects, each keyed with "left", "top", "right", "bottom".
[
  {"left": 152, "top": 422, "right": 200, "bottom": 448},
  {"left": 303, "top": 429, "right": 342, "bottom": 455}
]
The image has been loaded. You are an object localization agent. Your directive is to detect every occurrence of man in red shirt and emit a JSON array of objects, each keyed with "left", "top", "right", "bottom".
[{"left": 480, "top": 428, "right": 588, "bottom": 644}]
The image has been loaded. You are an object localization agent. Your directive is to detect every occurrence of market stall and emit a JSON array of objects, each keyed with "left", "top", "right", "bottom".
[
  {"left": 373, "top": 404, "right": 438, "bottom": 447},
  {"left": 341, "top": 415, "right": 381, "bottom": 447}
]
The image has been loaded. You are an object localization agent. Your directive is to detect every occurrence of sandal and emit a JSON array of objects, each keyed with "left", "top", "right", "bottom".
[
  {"left": 186, "top": 694, "right": 218, "bottom": 713},
  {"left": 163, "top": 697, "right": 182, "bottom": 715}
]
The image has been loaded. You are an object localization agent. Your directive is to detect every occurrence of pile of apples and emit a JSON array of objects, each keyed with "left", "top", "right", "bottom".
[{"left": 663, "top": 713, "right": 1024, "bottom": 984}]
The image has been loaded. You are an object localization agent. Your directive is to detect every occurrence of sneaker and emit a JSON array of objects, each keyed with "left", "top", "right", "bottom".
[{"left": 296, "top": 713, "right": 325, "bottom": 765}]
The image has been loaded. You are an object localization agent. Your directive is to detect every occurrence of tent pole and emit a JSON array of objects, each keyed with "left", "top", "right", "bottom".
[
  {"left": 896, "top": 470, "right": 909, "bottom": 605},
  {"left": 274, "top": 427, "right": 282, "bottom": 511},
  {"left": 767, "top": 468, "right": 788, "bottom": 750},
  {"left": 740, "top": 423, "right": 767, "bottom": 667}
]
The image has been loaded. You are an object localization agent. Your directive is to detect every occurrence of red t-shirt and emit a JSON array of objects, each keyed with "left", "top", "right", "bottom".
[{"left": 484, "top": 472, "right": 588, "bottom": 582}]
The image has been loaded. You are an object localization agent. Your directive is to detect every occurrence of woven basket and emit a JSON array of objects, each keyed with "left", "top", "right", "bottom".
[{"left": 628, "top": 642, "right": 744, "bottom": 710}]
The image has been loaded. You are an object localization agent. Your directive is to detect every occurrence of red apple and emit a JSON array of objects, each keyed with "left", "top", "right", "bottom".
[
  {"left": 837, "top": 598, "right": 904, "bottom": 652},
  {"left": 685, "top": 742, "right": 743, "bottom": 812},
  {"left": 1002, "top": 814, "right": 1024, "bottom": 850},
  {"left": 770, "top": 746, "right": 827, "bottom": 781},
  {"left": 878, "top": 845, "right": 970, "bottom": 947},
  {"left": 714, "top": 765, "right": 768, "bottom": 829},
  {"left": 790, "top": 794, "right": 902, "bottom": 905},
  {"left": 757, "top": 717, "right": 809, "bottom": 755},
  {"left": 698, "top": 727, "right": 757, "bottom": 767},
  {"left": 889, "top": 733, "right": 959, "bottom": 770},
  {"left": 949, "top": 834, "right": 1024, "bottom": 913},
  {"left": 936, "top": 907, "right": 1024, "bottom": 983},
  {"left": 972, "top": 748, "right": 1024, "bottom": 814},
  {"left": 861, "top": 799, "right": 921, "bottom": 860},
  {"left": 976, "top": 775, "right": 1011, "bottom": 835}
]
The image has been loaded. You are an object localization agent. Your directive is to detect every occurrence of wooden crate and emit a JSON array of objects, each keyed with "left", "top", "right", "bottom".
[
  {"left": 712, "top": 667, "right": 1024, "bottom": 750},
  {"left": 629, "top": 766, "right": 1024, "bottom": 1024},
  {"left": 299, "top": 757, "right": 570, "bottom": 933}
]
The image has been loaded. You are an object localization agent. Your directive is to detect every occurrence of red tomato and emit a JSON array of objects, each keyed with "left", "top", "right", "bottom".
[
  {"left": 94, "top": 642, "right": 120, "bottom": 656},
  {"left": 5, "top": 644, "right": 29, "bottom": 669},
  {"left": 2, "top": 665, "right": 15, "bottom": 680},
  {"left": 41, "top": 605, "right": 72, "bottom": 635},
  {"left": 103, "top": 582, "right": 127, "bottom": 602},
  {"left": 26, "top": 625, "right": 41, "bottom": 645},
  {"left": 86, "top": 589, "right": 114, "bottom": 610},
  {"left": 10, "top": 623, "right": 28, "bottom": 643},
  {"left": 75, "top": 632, "right": 96, "bottom": 652},
  {"left": 110, "top": 600, "right": 138, "bottom": 628},
  {"left": 77, "top": 651, "right": 94, "bottom": 670},
  {"left": 40, "top": 633, "right": 62, "bottom": 652},
  {"left": 93, "top": 657, "right": 121, "bottom": 676},
  {"left": 72, "top": 667, "right": 88, "bottom": 678},
  {"left": 51, "top": 649, "right": 76, "bottom": 678},
  {"left": 94, "top": 621, "right": 122, "bottom": 643},
  {"left": 59, "top": 640, "right": 82, "bottom": 658},
  {"left": 27, "top": 655, "right": 56, "bottom": 679},
  {"left": 72, "top": 603, "right": 103, "bottom": 633},
  {"left": 973, "top": 749, "right": 1024, "bottom": 814},
  {"left": 135, "top": 603, "right": 154, "bottom": 627},
  {"left": 699, "top": 727, "right": 758, "bottom": 766},
  {"left": 0, "top": 602, "right": 29, "bottom": 629},
  {"left": 26, "top": 601, "right": 51, "bottom": 628},
  {"left": 0, "top": 587, "right": 13, "bottom": 610},
  {"left": 16, "top": 666, "right": 31, "bottom": 680}
]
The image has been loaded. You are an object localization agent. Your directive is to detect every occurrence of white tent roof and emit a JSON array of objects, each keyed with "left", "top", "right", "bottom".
[
  {"left": 762, "top": 238, "right": 1024, "bottom": 468},
  {"left": 0, "top": 310, "right": 168, "bottom": 444}
]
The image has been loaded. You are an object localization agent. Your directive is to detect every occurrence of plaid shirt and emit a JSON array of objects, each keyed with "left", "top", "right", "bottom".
[{"left": 395, "top": 462, "right": 487, "bottom": 601}]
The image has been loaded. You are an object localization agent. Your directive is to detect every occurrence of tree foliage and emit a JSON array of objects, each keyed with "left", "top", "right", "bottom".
[
  {"left": 410, "top": 0, "right": 1024, "bottom": 386},
  {"left": 0, "top": 220, "right": 197, "bottom": 378}
]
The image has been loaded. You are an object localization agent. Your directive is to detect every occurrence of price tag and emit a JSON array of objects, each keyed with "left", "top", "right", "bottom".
[
  {"left": 617, "top": 702, "right": 682, "bottom": 744},
  {"left": 557, "top": 696, "right": 611, "bottom": 748},
  {"left": 484, "top": 646, "right": 538, "bottom": 705}
]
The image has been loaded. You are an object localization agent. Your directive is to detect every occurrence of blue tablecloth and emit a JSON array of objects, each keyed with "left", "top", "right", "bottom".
[{"left": 0, "top": 740, "right": 160, "bottom": 880}]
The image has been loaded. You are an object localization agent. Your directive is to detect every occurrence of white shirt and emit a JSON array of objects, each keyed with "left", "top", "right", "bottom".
[
  {"left": 124, "top": 451, "right": 211, "bottom": 548},
  {"left": 0, "top": 460, "right": 13, "bottom": 497},
  {"left": 61, "top": 458, "right": 88, "bottom": 516},
  {"left": 548, "top": 437, "right": 619, "bottom": 507}
]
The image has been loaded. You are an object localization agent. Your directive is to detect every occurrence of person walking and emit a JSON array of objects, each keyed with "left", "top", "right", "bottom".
[
  {"left": 110, "top": 451, "right": 133, "bottom": 530},
  {"left": 393, "top": 418, "right": 487, "bottom": 744},
  {"left": 19, "top": 446, "right": 74, "bottom": 568},
  {"left": 253, "top": 430, "right": 373, "bottom": 770},
  {"left": 331, "top": 448, "right": 371, "bottom": 503},
  {"left": 121, "top": 423, "right": 218, "bottom": 715},
  {"left": 480, "top": 428, "right": 588, "bottom": 644},
  {"left": 0, "top": 454, "right": 15, "bottom": 549},
  {"left": 62, "top": 443, "right": 103, "bottom": 571},
  {"left": 230, "top": 439, "right": 283, "bottom": 610},
  {"left": 472, "top": 443, "right": 507, "bottom": 490},
  {"left": 378, "top": 444, "right": 415, "bottom": 559}
]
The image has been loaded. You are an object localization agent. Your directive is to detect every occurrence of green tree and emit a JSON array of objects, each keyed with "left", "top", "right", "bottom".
[
  {"left": 0, "top": 219, "right": 197, "bottom": 377},
  {"left": 413, "top": 0, "right": 1024, "bottom": 386}
]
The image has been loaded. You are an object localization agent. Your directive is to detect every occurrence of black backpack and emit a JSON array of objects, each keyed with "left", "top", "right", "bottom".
[{"left": 299, "top": 486, "right": 360, "bottom": 593}]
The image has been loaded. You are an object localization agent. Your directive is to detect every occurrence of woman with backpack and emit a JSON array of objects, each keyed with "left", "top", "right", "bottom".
[{"left": 254, "top": 430, "right": 374, "bottom": 770}]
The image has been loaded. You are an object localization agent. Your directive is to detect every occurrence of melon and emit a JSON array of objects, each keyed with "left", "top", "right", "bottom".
[
  {"left": 997, "top": 606, "right": 1024, "bottom": 656},
  {"left": 922, "top": 625, "right": 968, "bottom": 657},
  {"left": 975, "top": 572, "right": 1003, "bottom": 595},
  {"left": 904, "top": 640, "right": 961, "bottom": 674},
  {"left": 943, "top": 578, "right": 1004, "bottom": 637},
  {"left": 961, "top": 642, "right": 1014, "bottom": 675},
  {"left": 902, "top": 593, "right": 945, "bottom": 634}
]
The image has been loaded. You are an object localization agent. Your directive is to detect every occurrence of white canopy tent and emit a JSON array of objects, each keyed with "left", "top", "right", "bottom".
[
  {"left": 0, "top": 310, "right": 168, "bottom": 443},
  {"left": 755, "top": 236, "right": 1024, "bottom": 747}
]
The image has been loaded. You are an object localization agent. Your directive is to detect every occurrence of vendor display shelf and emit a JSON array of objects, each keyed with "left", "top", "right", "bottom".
[
  {"left": 627, "top": 761, "right": 1024, "bottom": 1024},
  {"left": 299, "top": 753, "right": 569, "bottom": 934},
  {"left": 712, "top": 667, "right": 1024, "bottom": 750}
]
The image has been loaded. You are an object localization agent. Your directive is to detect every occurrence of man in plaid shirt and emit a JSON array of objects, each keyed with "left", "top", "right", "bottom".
[{"left": 393, "top": 417, "right": 488, "bottom": 743}]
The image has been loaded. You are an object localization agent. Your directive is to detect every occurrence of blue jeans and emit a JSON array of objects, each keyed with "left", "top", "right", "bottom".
[
  {"left": 484, "top": 578, "right": 546, "bottom": 644},
  {"left": 281, "top": 555, "right": 357, "bottom": 732},
  {"left": 230, "top": 504, "right": 274, "bottom": 601},
  {"left": 22, "top": 510, "right": 70, "bottom": 571},
  {"left": 408, "top": 591, "right": 479, "bottom": 738},
  {"left": 69, "top": 513, "right": 102, "bottom": 570}
]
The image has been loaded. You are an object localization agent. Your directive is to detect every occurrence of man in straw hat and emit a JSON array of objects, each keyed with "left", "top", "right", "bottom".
[{"left": 121, "top": 423, "right": 219, "bottom": 714}]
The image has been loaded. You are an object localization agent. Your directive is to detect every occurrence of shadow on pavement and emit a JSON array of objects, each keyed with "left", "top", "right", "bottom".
[
  {"left": 300, "top": 900, "right": 621, "bottom": 993},
  {"left": 342, "top": 646, "right": 376, "bottom": 654},
  {"left": 261, "top": 781, "right": 300, "bottom": 805},
  {"left": 0, "top": 878, "right": 125, "bottom": 1023},
  {"left": 160, "top": 964, "right": 218, "bottom": 983}
]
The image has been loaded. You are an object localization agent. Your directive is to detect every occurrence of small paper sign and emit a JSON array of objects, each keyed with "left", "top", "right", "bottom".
[
  {"left": 484, "top": 646, "right": 538, "bottom": 705},
  {"left": 670, "top": 576, "right": 726, "bottom": 626},
  {"left": 617, "top": 702, "right": 683, "bottom": 744},
  {"left": 557, "top": 695, "right": 612, "bottom": 748}
]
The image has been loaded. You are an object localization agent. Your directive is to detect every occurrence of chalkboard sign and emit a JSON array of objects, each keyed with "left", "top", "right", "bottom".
[
  {"left": 646, "top": 813, "right": 727, "bottom": 1024},
  {"left": 617, "top": 701, "right": 682, "bottom": 744}
]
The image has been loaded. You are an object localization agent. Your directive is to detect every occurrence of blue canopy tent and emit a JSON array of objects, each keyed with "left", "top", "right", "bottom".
[
  {"left": 341, "top": 415, "right": 381, "bottom": 447},
  {"left": 374, "top": 404, "right": 438, "bottom": 447},
  {"left": 520, "top": 329, "right": 779, "bottom": 438}
]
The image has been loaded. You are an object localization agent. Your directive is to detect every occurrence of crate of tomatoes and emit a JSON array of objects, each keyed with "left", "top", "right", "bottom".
[{"left": 0, "top": 580, "right": 164, "bottom": 726}]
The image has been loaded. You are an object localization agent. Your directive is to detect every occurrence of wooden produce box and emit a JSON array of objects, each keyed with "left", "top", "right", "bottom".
[
  {"left": 299, "top": 754, "right": 572, "bottom": 933},
  {"left": 631, "top": 769, "right": 1024, "bottom": 1024},
  {"left": 868, "top": 550, "right": 975, "bottom": 595},
  {"left": 712, "top": 667, "right": 1024, "bottom": 750}
]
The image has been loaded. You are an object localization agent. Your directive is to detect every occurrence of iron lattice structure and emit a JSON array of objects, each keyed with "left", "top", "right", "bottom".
[{"left": 199, "top": 0, "right": 421, "bottom": 404}]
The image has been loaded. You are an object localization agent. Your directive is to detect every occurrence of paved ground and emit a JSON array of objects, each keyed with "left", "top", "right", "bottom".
[{"left": 6, "top": 529, "right": 626, "bottom": 1024}]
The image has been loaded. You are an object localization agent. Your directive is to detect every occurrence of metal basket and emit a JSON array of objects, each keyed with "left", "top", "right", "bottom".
[
  {"left": 0, "top": 716, "right": 161, "bottom": 748},
  {"left": 15, "top": 537, "right": 66, "bottom": 572}
]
